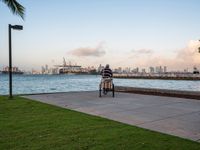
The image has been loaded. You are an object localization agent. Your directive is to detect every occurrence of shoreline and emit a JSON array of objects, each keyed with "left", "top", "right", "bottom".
[{"left": 1, "top": 87, "right": 199, "bottom": 101}]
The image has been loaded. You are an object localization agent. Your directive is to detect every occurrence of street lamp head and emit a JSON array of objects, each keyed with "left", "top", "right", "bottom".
[{"left": 11, "top": 25, "right": 23, "bottom": 30}]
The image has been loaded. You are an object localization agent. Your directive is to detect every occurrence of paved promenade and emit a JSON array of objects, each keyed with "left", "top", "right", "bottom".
[{"left": 24, "top": 91, "right": 200, "bottom": 142}]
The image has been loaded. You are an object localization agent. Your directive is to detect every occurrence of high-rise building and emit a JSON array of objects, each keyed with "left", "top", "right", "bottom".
[
  {"left": 41, "top": 66, "right": 45, "bottom": 74},
  {"left": 155, "top": 66, "right": 163, "bottom": 73},
  {"left": 118, "top": 67, "right": 122, "bottom": 73},
  {"left": 45, "top": 64, "right": 48, "bottom": 72},
  {"left": 141, "top": 68, "right": 146, "bottom": 73},
  {"left": 122, "top": 67, "right": 131, "bottom": 73},
  {"left": 97, "top": 64, "right": 104, "bottom": 73},
  {"left": 132, "top": 67, "right": 139, "bottom": 73},
  {"left": 164, "top": 66, "right": 167, "bottom": 73},
  {"left": 49, "top": 68, "right": 59, "bottom": 74},
  {"left": 149, "top": 67, "right": 154, "bottom": 73}
]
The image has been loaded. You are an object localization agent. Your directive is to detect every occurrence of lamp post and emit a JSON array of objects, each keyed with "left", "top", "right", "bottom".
[{"left": 8, "top": 24, "right": 23, "bottom": 99}]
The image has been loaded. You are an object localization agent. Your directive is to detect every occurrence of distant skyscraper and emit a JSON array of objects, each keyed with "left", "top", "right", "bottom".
[
  {"left": 132, "top": 67, "right": 139, "bottom": 73},
  {"left": 124, "top": 67, "right": 131, "bottom": 73},
  {"left": 63, "top": 57, "right": 66, "bottom": 66},
  {"left": 118, "top": 67, "right": 122, "bottom": 73},
  {"left": 45, "top": 64, "right": 48, "bottom": 72},
  {"left": 97, "top": 64, "right": 104, "bottom": 73},
  {"left": 164, "top": 66, "right": 167, "bottom": 73},
  {"left": 141, "top": 68, "right": 146, "bottom": 73},
  {"left": 149, "top": 67, "right": 154, "bottom": 73},
  {"left": 41, "top": 66, "right": 45, "bottom": 74},
  {"left": 156, "top": 66, "right": 163, "bottom": 73}
]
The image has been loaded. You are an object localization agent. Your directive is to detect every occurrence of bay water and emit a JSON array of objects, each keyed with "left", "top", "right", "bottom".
[{"left": 0, "top": 74, "right": 200, "bottom": 95}]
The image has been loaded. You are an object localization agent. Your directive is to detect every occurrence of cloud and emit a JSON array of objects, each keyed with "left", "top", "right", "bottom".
[
  {"left": 129, "top": 49, "right": 153, "bottom": 58},
  {"left": 118, "top": 40, "right": 200, "bottom": 71},
  {"left": 131, "top": 49, "right": 153, "bottom": 54},
  {"left": 176, "top": 40, "right": 200, "bottom": 64},
  {"left": 68, "top": 43, "right": 106, "bottom": 57}
]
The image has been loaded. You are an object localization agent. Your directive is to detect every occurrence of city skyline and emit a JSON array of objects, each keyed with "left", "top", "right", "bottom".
[
  {"left": 1, "top": 63, "right": 198, "bottom": 74},
  {"left": 1, "top": 0, "right": 200, "bottom": 70}
]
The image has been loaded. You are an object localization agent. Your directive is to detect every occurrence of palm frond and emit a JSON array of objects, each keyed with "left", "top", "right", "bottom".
[{"left": 1, "top": 0, "right": 25, "bottom": 20}]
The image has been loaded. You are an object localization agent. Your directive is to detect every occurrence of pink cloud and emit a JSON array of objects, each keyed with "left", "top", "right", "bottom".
[{"left": 68, "top": 43, "right": 106, "bottom": 57}]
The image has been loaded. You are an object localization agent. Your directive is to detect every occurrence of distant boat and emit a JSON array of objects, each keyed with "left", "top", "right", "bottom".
[
  {"left": 1, "top": 70, "right": 24, "bottom": 74},
  {"left": 55, "top": 57, "right": 98, "bottom": 75},
  {"left": 59, "top": 68, "right": 88, "bottom": 74},
  {"left": 193, "top": 66, "right": 199, "bottom": 74},
  {"left": 56, "top": 57, "right": 88, "bottom": 74},
  {"left": 2, "top": 66, "right": 24, "bottom": 75}
]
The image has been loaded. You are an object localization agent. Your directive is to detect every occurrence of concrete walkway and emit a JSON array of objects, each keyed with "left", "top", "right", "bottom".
[{"left": 24, "top": 91, "right": 200, "bottom": 142}]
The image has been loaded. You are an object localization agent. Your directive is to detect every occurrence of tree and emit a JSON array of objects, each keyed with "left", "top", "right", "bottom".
[{"left": 1, "top": 0, "right": 25, "bottom": 20}]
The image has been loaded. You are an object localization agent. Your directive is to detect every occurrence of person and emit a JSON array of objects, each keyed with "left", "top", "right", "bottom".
[{"left": 100, "top": 64, "right": 113, "bottom": 94}]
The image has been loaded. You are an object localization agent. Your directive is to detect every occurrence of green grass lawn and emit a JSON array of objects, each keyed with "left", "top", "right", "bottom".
[{"left": 0, "top": 96, "right": 199, "bottom": 150}]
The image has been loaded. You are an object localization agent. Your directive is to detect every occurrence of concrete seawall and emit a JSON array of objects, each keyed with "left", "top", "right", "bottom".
[
  {"left": 113, "top": 75, "right": 200, "bottom": 80},
  {"left": 115, "top": 86, "right": 200, "bottom": 100}
]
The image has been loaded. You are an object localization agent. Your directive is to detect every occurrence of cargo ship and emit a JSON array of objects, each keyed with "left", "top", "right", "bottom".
[{"left": 55, "top": 58, "right": 88, "bottom": 74}]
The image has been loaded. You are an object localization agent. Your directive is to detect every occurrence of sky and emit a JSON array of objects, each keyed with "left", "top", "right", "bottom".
[{"left": 0, "top": 0, "right": 200, "bottom": 71}]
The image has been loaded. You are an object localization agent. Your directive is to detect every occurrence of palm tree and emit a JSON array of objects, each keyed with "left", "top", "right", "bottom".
[{"left": 1, "top": 0, "right": 25, "bottom": 20}]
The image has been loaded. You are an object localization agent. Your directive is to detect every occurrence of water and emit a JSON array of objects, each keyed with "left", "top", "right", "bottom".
[{"left": 0, "top": 74, "right": 200, "bottom": 95}]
